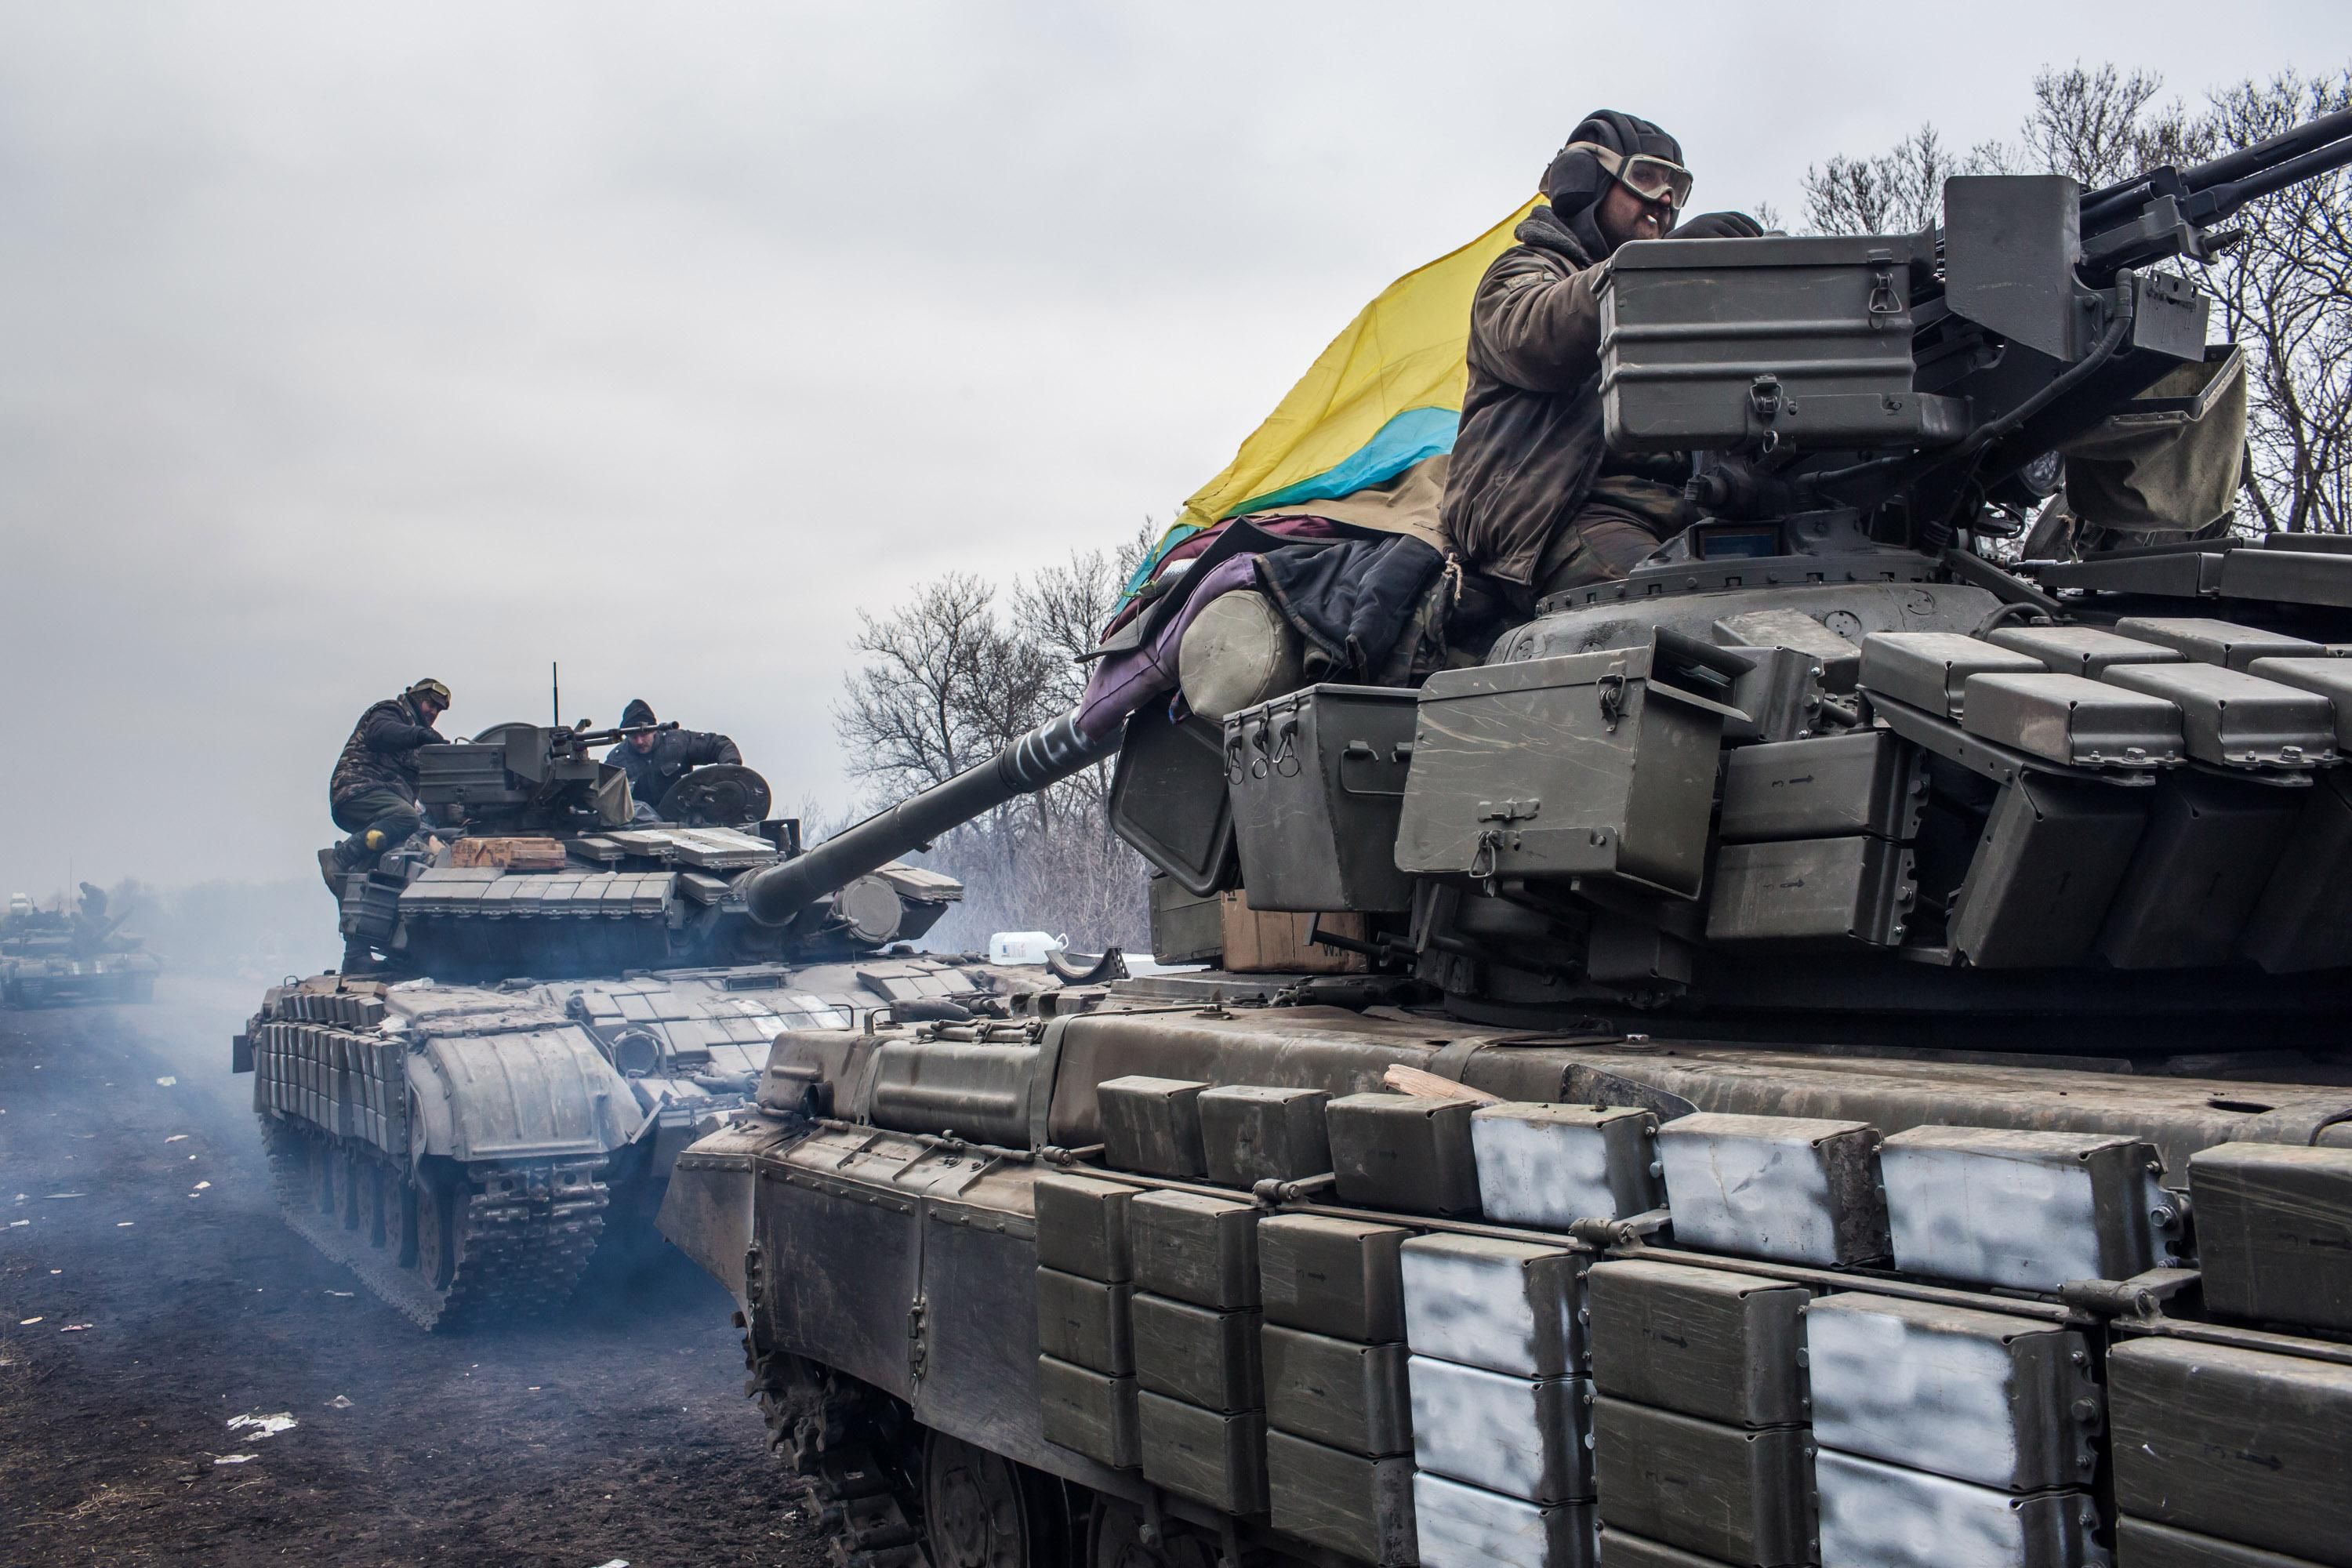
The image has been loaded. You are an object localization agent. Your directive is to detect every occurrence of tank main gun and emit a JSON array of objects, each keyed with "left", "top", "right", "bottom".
[{"left": 743, "top": 710, "right": 1111, "bottom": 927}]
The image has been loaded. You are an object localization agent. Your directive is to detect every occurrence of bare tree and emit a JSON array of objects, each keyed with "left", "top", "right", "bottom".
[{"left": 1802, "top": 60, "right": 2352, "bottom": 535}]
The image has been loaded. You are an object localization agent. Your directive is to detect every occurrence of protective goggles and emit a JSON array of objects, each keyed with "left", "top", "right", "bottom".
[{"left": 1567, "top": 142, "right": 1694, "bottom": 211}]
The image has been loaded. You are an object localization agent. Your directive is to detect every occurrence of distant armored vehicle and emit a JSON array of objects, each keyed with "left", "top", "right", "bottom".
[
  {"left": 661, "top": 113, "right": 2352, "bottom": 1568},
  {"left": 233, "top": 719, "right": 1041, "bottom": 1329},
  {"left": 1, "top": 884, "right": 160, "bottom": 1007}
]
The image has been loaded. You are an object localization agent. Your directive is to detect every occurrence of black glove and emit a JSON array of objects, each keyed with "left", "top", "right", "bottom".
[{"left": 1668, "top": 210, "right": 1765, "bottom": 240}]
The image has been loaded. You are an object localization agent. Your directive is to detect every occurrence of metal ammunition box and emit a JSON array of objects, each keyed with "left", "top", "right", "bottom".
[
  {"left": 2097, "top": 773, "right": 2304, "bottom": 969},
  {"left": 2118, "top": 1516, "right": 2335, "bottom": 1568},
  {"left": 1716, "top": 731, "right": 1925, "bottom": 844},
  {"left": 1097, "top": 1076, "right": 1210, "bottom": 1178},
  {"left": 1265, "top": 1431, "right": 1418, "bottom": 1567},
  {"left": 1586, "top": 1260, "right": 1808, "bottom": 1430},
  {"left": 1138, "top": 1392, "right": 1268, "bottom": 1515},
  {"left": 2190, "top": 1141, "right": 2352, "bottom": 1332},
  {"left": 1039, "top": 1355, "right": 1139, "bottom": 1469},
  {"left": 1327, "top": 1094, "right": 1481, "bottom": 1216},
  {"left": 1879, "top": 1126, "right": 2175, "bottom": 1289},
  {"left": 2100, "top": 661, "right": 2335, "bottom": 767},
  {"left": 1814, "top": 1451, "right": 2097, "bottom": 1568},
  {"left": 1413, "top": 1473, "right": 1596, "bottom": 1568},
  {"left": 1395, "top": 644, "right": 1737, "bottom": 900},
  {"left": 1656, "top": 1113, "right": 1891, "bottom": 1268},
  {"left": 1592, "top": 1531, "right": 1742, "bottom": 1568},
  {"left": 1400, "top": 1233, "right": 1584, "bottom": 1377},
  {"left": 1223, "top": 684, "right": 1419, "bottom": 913},
  {"left": 2241, "top": 771, "right": 2352, "bottom": 972},
  {"left": 1470, "top": 1102, "right": 1661, "bottom": 1227},
  {"left": 1036, "top": 1269, "right": 1134, "bottom": 1374},
  {"left": 1148, "top": 875, "right": 1225, "bottom": 966},
  {"left": 1198, "top": 1084, "right": 1331, "bottom": 1187},
  {"left": 2110, "top": 1338, "right": 2352, "bottom": 1566},
  {"left": 1961, "top": 671, "right": 2184, "bottom": 767},
  {"left": 1262, "top": 1324, "right": 1413, "bottom": 1457},
  {"left": 1857, "top": 633, "right": 2045, "bottom": 719},
  {"left": 1598, "top": 233, "right": 1951, "bottom": 452},
  {"left": 1258, "top": 1214, "right": 1408, "bottom": 1342},
  {"left": 1128, "top": 1189, "right": 1260, "bottom": 1310},
  {"left": 1131, "top": 1293, "right": 1262, "bottom": 1414},
  {"left": 1033, "top": 1172, "right": 1136, "bottom": 1283},
  {"left": 1705, "top": 836, "right": 1918, "bottom": 947},
  {"left": 2113, "top": 615, "right": 2323, "bottom": 671},
  {"left": 1948, "top": 775, "right": 2149, "bottom": 969},
  {"left": 2246, "top": 654, "right": 2352, "bottom": 747},
  {"left": 1591, "top": 1399, "right": 1817, "bottom": 1568},
  {"left": 1988, "top": 624, "right": 2185, "bottom": 678},
  {"left": 1805, "top": 1294, "right": 2097, "bottom": 1492},
  {"left": 1409, "top": 1356, "right": 1592, "bottom": 1505}
]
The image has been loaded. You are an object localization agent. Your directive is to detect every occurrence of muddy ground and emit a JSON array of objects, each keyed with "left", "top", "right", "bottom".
[{"left": 0, "top": 975, "right": 827, "bottom": 1567}]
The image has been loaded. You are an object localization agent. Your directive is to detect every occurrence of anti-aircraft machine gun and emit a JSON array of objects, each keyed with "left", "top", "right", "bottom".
[
  {"left": 655, "top": 111, "right": 2352, "bottom": 1568},
  {"left": 230, "top": 719, "right": 1039, "bottom": 1329}
]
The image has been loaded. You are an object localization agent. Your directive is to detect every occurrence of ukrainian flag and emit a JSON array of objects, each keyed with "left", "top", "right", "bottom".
[{"left": 1122, "top": 194, "right": 1543, "bottom": 603}]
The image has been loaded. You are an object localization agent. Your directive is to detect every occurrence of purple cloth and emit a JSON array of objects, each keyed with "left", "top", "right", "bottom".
[{"left": 1076, "top": 553, "right": 1260, "bottom": 741}]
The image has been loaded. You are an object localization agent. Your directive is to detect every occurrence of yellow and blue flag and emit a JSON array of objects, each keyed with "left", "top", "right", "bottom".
[{"left": 1121, "top": 195, "right": 1542, "bottom": 604}]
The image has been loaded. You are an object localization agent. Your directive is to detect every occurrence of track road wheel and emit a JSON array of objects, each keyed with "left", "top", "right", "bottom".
[
  {"left": 411, "top": 1168, "right": 457, "bottom": 1292},
  {"left": 923, "top": 1432, "right": 1079, "bottom": 1568},
  {"left": 1085, "top": 1500, "right": 1216, "bottom": 1568}
]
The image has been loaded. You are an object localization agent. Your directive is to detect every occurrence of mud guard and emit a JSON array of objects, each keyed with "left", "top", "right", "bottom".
[
  {"left": 401, "top": 1023, "right": 644, "bottom": 1171},
  {"left": 659, "top": 1118, "right": 798, "bottom": 1314}
]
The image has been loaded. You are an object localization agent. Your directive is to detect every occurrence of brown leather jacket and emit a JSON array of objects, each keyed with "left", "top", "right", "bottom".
[{"left": 1440, "top": 204, "right": 1613, "bottom": 589}]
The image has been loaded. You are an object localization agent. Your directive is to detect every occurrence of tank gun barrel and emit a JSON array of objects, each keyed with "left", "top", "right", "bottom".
[{"left": 742, "top": 710, "right": 1112, "bottom": 927}]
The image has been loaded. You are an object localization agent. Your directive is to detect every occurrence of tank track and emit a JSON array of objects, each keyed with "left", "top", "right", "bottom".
[
  {"left": 261, "top": 1114, "right": 608, "bottom": 1331},
  {"left": 746, "top": 1338, "right": 932, "bottom": 1568}
]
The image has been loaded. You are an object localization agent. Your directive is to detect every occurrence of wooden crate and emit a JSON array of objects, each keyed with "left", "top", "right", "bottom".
[{"left": 1218, "top": 889, "right": 1369, "bottom": 975}]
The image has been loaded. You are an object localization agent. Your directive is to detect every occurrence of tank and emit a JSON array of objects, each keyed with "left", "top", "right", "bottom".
[
  {"left": 1, "top": 884, "right": 162, "bottom": 1007},
  {"left": 660, "top": 125, "right": 2352, "bottom": 1568},
  {"left": 230, "top": 719, "right": 1060, "bottom": 1330}
]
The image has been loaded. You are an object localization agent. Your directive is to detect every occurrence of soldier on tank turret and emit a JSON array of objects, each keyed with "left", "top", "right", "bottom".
[
  {"left": 328, "top": 678, "right": 451, "bottom": 869},
  {"left": 608, "top": 698, "right": 740, "bottom": 818},
  {"left": 1443, "top": 111, "right": 1762, "bottom": 613}
]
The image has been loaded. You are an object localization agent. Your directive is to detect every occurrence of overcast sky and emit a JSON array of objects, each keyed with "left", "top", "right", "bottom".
[{"left": 2, "top": 2, "right": 2344, "bottom": 897}]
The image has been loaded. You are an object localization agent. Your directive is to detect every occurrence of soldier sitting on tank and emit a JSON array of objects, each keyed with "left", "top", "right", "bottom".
[
  {"left": 1444, "top": 111, "right": 1764, "bottom": 616},
  {"left": 608, "top": 698, "right": 742, "bottom": 819},
  {"left": 328, "top": 678, "right": 452, "bottom": 871}
]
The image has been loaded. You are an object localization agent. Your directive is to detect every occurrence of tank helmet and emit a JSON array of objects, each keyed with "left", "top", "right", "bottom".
[
  {"left": 621, "top": 698, "right": 657, "bottom": 728},
  {"left": 406, "top": 678, "right": 452, "bottom": 706}
]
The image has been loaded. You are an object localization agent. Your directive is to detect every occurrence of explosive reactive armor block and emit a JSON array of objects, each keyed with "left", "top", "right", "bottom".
[
  {"left": 2247, "top": 653, "right": 2352, "bottom": 748},
  {"left": 1035, "top": 1269, "right": 1134, "bottom": 1374},
  {"left": 1138, "top": 1392, "right": 1268, "bottom": 1515},
  {"left": 1656, "top": 1113, "right": 1891, "bottom": 1267},
  {"left": 1096, "top": 1076, "right": 1210, "bottom": 1178},
  {"left": 1400, "top": 1233, "right": 1584, "bottom": 1377},
  {"left": 1412, "top": 1473, "right": 1596, "bottom": 1568},
  {"left": 1705, "top": 836, "right": 1918, "bottom": 947},
  {"left": 1586, "top": 1260, "right": 1809, "bottom": 1429},
  {"left": 1987, "top": 624, "right": 2184, "bottom": 679},
  {"left": 1469, "top": 1102, "right": 1661, "bottom": 1227},
  {"left": 2109, "top": 1338, "right": 2352, "bottom": 1566},
  {"left": 2101, "top": 660, "right": 2336, "bottom": 767},
  {"left": 2096, "top": 772, "right": 2305, "bottom": 969},
  {"left": 1032, "top": 1171, "right": 1135, "bottom": 1282},
  {"left": 1803, "top": 1294, "right": 2100, "bottom": 1493},
  {"left": 1591, "top": 1398, "right": 1817, "bottom": 1568},
  {"left": 1261, "top": 1326, "right": 1413, "bottom": 1456},
  {"left": 1257, "top": 1214, "right": 1408, "bottom": 1342},
  {"left": 1128, "top": 1190, "right": 1260, "bottom": 1309},
  {"left": 1265, "top": 1431, "right": 1418, "bottom": 1567},
  {"left": 2190, "top": 1141, "right": 2352, "bottom": 1332},
  {"left": 1040, "top": 1355, "right": 1139, "bottom": 1469},
  {"left": 1814, "top": 1450, "right": 2100, "bottom": 1568},
  {"left": 1197, "top": 1084, "right": 1331, "bottom": 1187},
  {"left": 1408, "top": 1357, "right": 1593, "bottom": 1505},
  {"left": 1715, "top": 730, "right": 1926, "bottom": 843},
  {"left": 1857, "top": 632, "right": 2045, "bottom": 719},
  {"left": 1947, "top": 774, "right": 2149, "bottom": 969},
  {"left": 1131, "top": 1294, "right": 1261, "bottom": 1414},
  {"left": 1878, "top": 1126, "right": 2177, "bottom": 1290},
  {"left": 1327, "top": 1094, "right": 1481, "bottom": 1216},
  {"left": 1959, "top": 671, "right": 2185, "bottom": 767},
  {"left": 2113, "top": 615, "right": 2322, "bottom": 671},
  {"left": 2117, "top": 1517, "right": 2336, "bottom": 1568}
]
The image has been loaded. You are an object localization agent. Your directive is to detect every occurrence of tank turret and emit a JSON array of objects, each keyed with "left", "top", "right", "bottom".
[{"left": 658, "top": 113, "right": 2352, "bottom": 1568}]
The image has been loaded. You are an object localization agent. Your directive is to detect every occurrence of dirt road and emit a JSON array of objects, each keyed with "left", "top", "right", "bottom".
[{"left": 0, "top": 975, "right": 823, "bottom": 1567}]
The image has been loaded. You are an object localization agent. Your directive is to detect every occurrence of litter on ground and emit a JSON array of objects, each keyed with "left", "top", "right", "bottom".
[
  {"left": 227, "top": 1412, "right": 298, "bottom": 1439},
  {"left": 20, "top": 1317, "right": 42, "bottom": 1325},
  {"left": 154, "top": 1076, "right": 176, "bottom": 1087},
  {"left": 60, "top": 1324, "right": 93, "bottom": 1333},
  {"left": 325, "top": 1395, "right": 353, "bottom": 1409},
  {"left": 165, "top": 1135, "right": 188, "bottom": 1143},
  {"left": 213, "top": 1454, "right": 260, "bottom": 1465}
]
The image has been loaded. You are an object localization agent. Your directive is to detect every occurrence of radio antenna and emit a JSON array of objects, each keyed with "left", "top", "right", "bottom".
[{"left": 552, "top": 662, "right": 561, "bottom": 729}]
